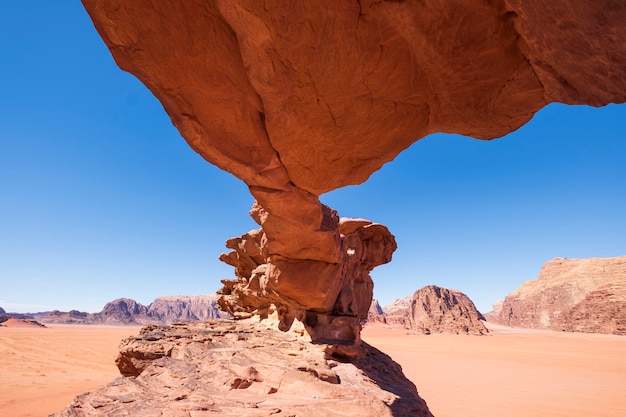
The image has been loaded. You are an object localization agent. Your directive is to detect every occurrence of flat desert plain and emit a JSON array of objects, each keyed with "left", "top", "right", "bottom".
[
  {"left": 363, "top": 323, "right": 626, "bottom": 417},
  {"left": 0, "top": 323, "right": 139, "bottom": 417},
  {"left": 1, "top": 321, "right": 625, "bottom": 417}
]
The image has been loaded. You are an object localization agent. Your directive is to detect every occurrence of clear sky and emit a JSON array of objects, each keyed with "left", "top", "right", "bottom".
[{"left": 1, "top": 3, "right": 625, "bottom": 314}]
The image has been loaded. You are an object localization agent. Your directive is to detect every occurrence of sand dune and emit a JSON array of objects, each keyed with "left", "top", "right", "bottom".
[
  {"left": 0, "top": 318, "right": 46, "bottom": 328},
  {"left": 1, "top": 322, "right": 624, "bottom": 417}
]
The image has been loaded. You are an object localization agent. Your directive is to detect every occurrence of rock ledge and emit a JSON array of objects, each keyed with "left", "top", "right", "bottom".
[{"left": 51, "top": 319, "right": 432, "bottom": 417}]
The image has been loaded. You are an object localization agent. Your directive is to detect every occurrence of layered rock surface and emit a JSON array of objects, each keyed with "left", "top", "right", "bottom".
[
  {"left": 218, "top": 217, "right": 396, "bottom": 343},
  {"left": 497, "top": 256, "right": 626, "bottom": 334},
  {"left": 407, "top": 286, "right": 488, "bottom": 335},
  {"left": 81, "top": 0, "right": 626, "bottom": 341},
  {"left": 52, "top": 319, "right": 433, "bottom": 417}
]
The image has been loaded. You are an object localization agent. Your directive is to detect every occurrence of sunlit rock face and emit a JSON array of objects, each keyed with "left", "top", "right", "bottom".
[
  {"left": 498, "top": 256, "right": 626, "bottom": 335},
  {"left": 218, "top": 209, "right": 396, "bottom": 343},
  {"left": 81, "top": 0, "right": 625, "bottom": 342}
]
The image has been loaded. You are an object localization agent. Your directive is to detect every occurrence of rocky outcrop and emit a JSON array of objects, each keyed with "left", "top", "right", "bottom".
[
  {"left": 498, "top": 256, "right": 626, "bottom": 334},
  {"left": 380, "top": 295, "right": 412, "bottom": 326},
  {"left": 0, "top": 306, "right": 5, "bottom": 314},
  {"left": 218, "top": 218, "right": 396, "bottom": 343},
  {"left": 42, "top": 310, "right": 90, "bottom": 324},
  {"left": 81, "top": 0, "right": 626, "bottom": 342},
  {"left": 96, "top": 298, "right": 150, "bottom": 324},
  {"left": 407, "top": 286, "right": 488, "bottom": 335},
  {"left": 147, "top": 295, "right": 229, "bottom": 323},
  {"left": 52, "top": 319, "right": 433, "bottom": 417},
  {"left": 38, "top": 295, "right": 229, "bottom": 325},
  {"left": 367, "top": 299, "right": 386, "bottom": 324},
  {"left": 382, "top": 296, "right": 413, "bottom": 317}
]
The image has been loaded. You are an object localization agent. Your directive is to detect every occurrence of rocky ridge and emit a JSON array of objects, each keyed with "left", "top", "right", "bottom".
[
  {"left": 36, "top": 295, "right": 229, "bottom": 325},
  {"left": 496, "top": 256, "right": 626, "bottom": 334},
  {"left": 52, "top": 319, "right": 433, "bottom": 417},
  {"left": 81, "top": 0, "right": 626, "bottom": 343}
]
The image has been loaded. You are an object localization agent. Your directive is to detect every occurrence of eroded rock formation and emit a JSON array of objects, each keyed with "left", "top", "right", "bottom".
[
  {"left": 81, "top": 0, "right": 626, "bottom": 342},
  {"left": 52, "top": 320, "right": 433, "bottom": 417},
  {"left": 367, "top": 299, "right": 387, "bottom": 324},
  {"left": 498, "top": 256, "right": 626, "bottom": 334},
  {"left": 218, "top": 215, "right": 396, "bottom": 343},
  {"left": 408, "top": 285, "right": 488, "bottom": 335}
]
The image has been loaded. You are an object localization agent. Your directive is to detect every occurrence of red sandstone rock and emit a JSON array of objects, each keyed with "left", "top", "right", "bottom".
[
  {"left": 52, "top": 320, "right": 433, "bottom": 417},
  {"left": 80, "top": 0, "right": 626, "bottom": 342},
  {"left": 218, "top": 216, "right": 396, "bottom": 343},
  {"left": 499, "top": 256, "right": 626, "bottom": 334},
  {"left": 367, "top": 299, "right": 386, "bottom": 324},
  {"left": 407, "top": 286, "right": 488, "bottom": 335}
]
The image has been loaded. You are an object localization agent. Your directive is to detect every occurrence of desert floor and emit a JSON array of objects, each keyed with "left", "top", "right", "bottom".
[
  {"left": 0, "top": 323, "right": 140, "bottom": 417},
  {"left": 1, "top": 322, "right": 625, "bottom": 417},
  {"left": 363, "top": 322, "right": 626, "bottom": 417}
]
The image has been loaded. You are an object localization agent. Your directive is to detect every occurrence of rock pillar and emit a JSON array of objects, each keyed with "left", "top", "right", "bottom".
[{"left": 218, "top": 202, "right": 396, "bottom": 344}]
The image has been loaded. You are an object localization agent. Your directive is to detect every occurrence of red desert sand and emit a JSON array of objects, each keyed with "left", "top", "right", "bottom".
[
  {"left": 0, "top": 324, "right": 140, "bottom": 417},
  {"left": 1, "top": 322, "right": 625, "bottom": 417}
]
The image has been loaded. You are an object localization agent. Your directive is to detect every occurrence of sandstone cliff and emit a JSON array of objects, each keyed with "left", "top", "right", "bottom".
[
  {"left": 407, "top": 286, "right": 488, "bottom": 335},
  {"left": 498, "top": 256, "right": 626, "bottom": 335},
  {"left": 147, "top": 295, "right": 229, "bottom": 323},
  {"left": 38, "top": 295, "right": 229, "bottom": 325},
  {"left": 52, "top": 320, "right": 433, "bottom": 417},
  {"left": 81, "top": 0, "right": 626, "bottom": 343}
]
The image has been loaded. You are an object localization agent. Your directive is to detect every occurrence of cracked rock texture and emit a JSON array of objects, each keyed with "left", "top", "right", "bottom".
[
  {"left": 81, "top": 0, "right": 626, "bottom": 341},
  {"left": 51, "top": 320, "right": 433, "bottom": 417},
  {"left": 496, "top": 256, "right": 626, "bottom": 335}
]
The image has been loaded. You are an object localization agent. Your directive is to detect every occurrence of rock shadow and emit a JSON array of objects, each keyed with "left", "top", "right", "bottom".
[{"left": 331, "top": 342, "right": 434, "bottom": 417}]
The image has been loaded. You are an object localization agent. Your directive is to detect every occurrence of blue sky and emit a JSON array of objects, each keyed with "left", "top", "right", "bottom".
[{"left": 1, "top": 3, "right": 624, "bottom": 314}]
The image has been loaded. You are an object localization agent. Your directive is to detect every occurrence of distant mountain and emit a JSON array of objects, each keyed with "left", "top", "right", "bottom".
[
  {"left": 369, "top": 286, "right": 487, "bottom": 335},
  {"left": 0, "top": 306, "right": 5, "bottom": 314},
  {"left": 407, "top": 286, "right": 487, "bottom": 335},
  {"left": 493, "top": 256, "right": 626, "bottom": 335},
  {"left": 367, "top": 299, "right": 386, "bottom": 323},
  {"left": 36, "top": 294, "right": 230, "bottom": 325},
  {"left": 381, "top": 295, "right": 412, "bottom": 316},
  {"left": 148, "top": 295, "right": 227, "bottom": 323},
  {"left": 96, "top": 298, "right": 151, "bottom": 324}
]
